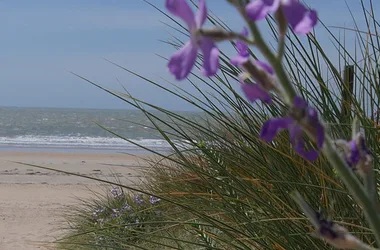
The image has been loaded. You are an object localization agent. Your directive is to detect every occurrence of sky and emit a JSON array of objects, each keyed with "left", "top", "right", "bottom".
[{"left": 0, "top": 0, "right": 377, "bottom": 110}]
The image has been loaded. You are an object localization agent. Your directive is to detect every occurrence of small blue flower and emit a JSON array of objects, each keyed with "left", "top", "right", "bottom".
[
  {"left": 149, "top": 196, "right": 161, "bottom": 205},
  {"left": 111, "top": 208, "right": 120, "bottom": 218},
  {"left": 133, "top": 194, "right": 144, "bottom": 205},
  {"left": 92, "top": 207, "right": 105, "bottom": 217},
  {"left": 110, "top": 186, "right": 123, "bottom": 198},
  {"left": 121, "top": 203, "right": 132, "bottom": 212}
]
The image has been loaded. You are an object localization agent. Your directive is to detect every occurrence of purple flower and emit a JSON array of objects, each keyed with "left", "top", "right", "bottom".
[
  {"left": 111, "top": 208, "right": 120, "bottom": 218},
  {"left": 343, "top": 134, "right": 372, "bottom": 171},
  {"left": 241, "top": 60, "right": 274, "bottom": 104},
  {"left": 315, "top": 212, "right": 338, "bottom": 240},
  {"left": 260, "top": 96, "right": 324, "bottom": 161},
  {"left": 149, "top": 196, "right": 161, "bottom": 205},
  {"left": 230, "top": 27, "right": 250, "bottom": 66},
  {"left": 110, "top": 186, "right": 123, "bottom": 198},
  {"left": 92, "top": 207, "right": 105, "bottom": 217},
  {"left": 121, "top": 203, "right": 132, "bottom": 212},
  {"left": 133, "top": 194, "right": 144, "bottom": 205},
  {"left": 246, "top": 0, "right": 318, "bottom": 34},
  {"left": 166, "top": 0, "right": 219, "bottom": 80},
  {"left": 346, "top": 140, "right": 361, "bottom": 167}
]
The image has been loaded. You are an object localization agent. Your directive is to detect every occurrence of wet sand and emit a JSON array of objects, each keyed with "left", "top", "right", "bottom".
[{"left": 0, "top": 152, "right": 149, "bottom": 250}]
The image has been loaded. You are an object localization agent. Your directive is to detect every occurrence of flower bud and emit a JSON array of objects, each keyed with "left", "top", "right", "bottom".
[
  {"left": 275, "top": 6, "right": 288, "bottom": 37},
  {"left": 226, "top": 0, "right": 249, "bottom": 8},
  {"left": 292, "top": 192, "right": 373, "bottom": 250},
  {"left": 336, "top": 133, "right": 373, "bottom": 176},
  {"left": 198, "top": 28, "right": 242, "bottom": 42}
]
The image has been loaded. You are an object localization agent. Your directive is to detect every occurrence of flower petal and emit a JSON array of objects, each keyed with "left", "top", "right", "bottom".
[
  {"left": 296, "top": 146, "right": 319, "bottom": 161},
  {"left": 241, "top": 83, "right": 272, "bottom": 103},
  {"left": 289, "top": 124, "right": 319, "bottom": 161},
  {"left": 236, "top": 27, "right": 249, "bottom": 56},
  {"left": 298, "top": 106, "right": 325, "bottom": 149},
  {"left": 255, "top": 60, "right": 274, "bottom": 75},
  {"left": 260, "top": 117, "right": 293, "bottom": 142},
  {"left": 316, "top": 124, "right": 325, "bottom": 149},
  {"left": 199, "top": 37, "right": 219, "bottom": 77},
  {"left": 282, "top": 0, "right": 318, "bottom": 34},
  {"left": 168, "top": 41, "right": 198, "bottom": 80},
  {"left": 230, "top": 27, "right": 250, "bottom": 66},
  {"left": 293, "top": 96, "right": 308, "bottom": 109},
  {"left": 246, "top": 0, "right": 280, "bottom": 21},
  {"left": 230, "top": 55, "right": 249, "bottom": 66},
  {"left": 306, "top": 107, "right": 325, "bottom": 148},
  {"left": 347, "top": 140, "right": 360, "bottom": 166},
  {"left": 195, "top": 0, "right": 207, "bottom": 28},
  {"left": 241, "top": 27, "right": 249, "bottom": 37},
  {"left": 166, "top": 0, "right": 196, "bottom": 29}
]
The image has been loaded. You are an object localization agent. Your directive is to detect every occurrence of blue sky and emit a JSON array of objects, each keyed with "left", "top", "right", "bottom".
[{"left": 0, "top": 0, "right": 377, "bottom": 110}]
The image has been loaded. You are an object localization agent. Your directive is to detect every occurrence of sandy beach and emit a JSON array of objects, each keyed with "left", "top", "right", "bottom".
[{"left": 0, "top": 151, "right": 149, "bottom": 250}]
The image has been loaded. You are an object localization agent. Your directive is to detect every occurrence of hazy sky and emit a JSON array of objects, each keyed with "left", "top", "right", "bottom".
[{"left": 0, "top": 0, "right": 376, "bottom": 110}]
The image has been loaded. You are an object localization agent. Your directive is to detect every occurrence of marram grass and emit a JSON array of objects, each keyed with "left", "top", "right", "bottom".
[{"left": 53, "top": 0, "right": 380, "bottom": 249}]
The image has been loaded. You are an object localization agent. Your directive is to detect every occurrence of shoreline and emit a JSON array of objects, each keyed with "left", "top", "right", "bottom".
[{"left": 0, "top": 150, "right": 151, "bottom": 249}]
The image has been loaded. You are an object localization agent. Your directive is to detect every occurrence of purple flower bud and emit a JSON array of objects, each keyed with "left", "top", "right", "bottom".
[
  {"left": 315, "top": 212, "right": 338, "bottom": 240},
  {"left": 230, "top": 27, "right": 250, "bottom": 66},
  {"left": 337, "top": 133, "right": 372, "bottom": 174},
  {"left": 314, "top": 211, "right": 367, "bottom": 249},
  {"left": 166, "top": 0, "right": 219, "bottom": 80},
  {"left": 246, "top": 0, "right": 317, "bottom": 34},
  {"left": 240, "top": 60, "right": 274, "bottom": 104},
  {"left": 292, "top": 192, "right": 368, "bottom": 249},
  {"left": 241, "top": 83, "right": 272, "bottom": 104},
  {"left": 260, "top": 96, "right": 324, "bottom": 161},
  {"left": 348, "top": 135, "right": 371, "bottom": 166}
]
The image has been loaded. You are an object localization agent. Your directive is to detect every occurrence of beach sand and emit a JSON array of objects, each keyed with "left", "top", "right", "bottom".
[{"left": 0, "top": 151, "right": 149, "bottom": 250}]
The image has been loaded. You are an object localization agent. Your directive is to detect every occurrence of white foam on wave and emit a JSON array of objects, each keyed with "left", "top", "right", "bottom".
[{"left": 0, "top": 135, "right": 173, "bottom": 150}]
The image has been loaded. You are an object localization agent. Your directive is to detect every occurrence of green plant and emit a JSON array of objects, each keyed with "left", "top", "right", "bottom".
[{"left": 48, "top": 0, "right": 380, "bottom": 249}]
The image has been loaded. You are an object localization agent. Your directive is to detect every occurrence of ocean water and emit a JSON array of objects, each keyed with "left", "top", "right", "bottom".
[{"left": 0, "top": 107, "right": 202, "bottom": 153}]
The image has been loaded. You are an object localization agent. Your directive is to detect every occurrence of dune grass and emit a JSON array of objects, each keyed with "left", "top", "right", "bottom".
[{"left": 54, "top": 0, "right": 380, "bottom": 249}]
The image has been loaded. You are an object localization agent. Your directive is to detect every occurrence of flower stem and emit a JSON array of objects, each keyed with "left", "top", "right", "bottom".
[
  {"left": 246, "top": 21, "right": 296, "bottom": 104},
  {"left": 323, "top": 138, "right": 380, "bottom": 245},
  {"left": 277, "top": 34, "right": 286, "bottom": 61},
  {"left": 364, "top": 169, "right": 377, "bottom": 205},
  {"left": 199, "top": 29, "right": 255, "bottom": 44}
]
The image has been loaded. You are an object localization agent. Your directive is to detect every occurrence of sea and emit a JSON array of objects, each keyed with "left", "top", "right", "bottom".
[{"left": 0, "top": 107, "right": 203, "bottom": 154}]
